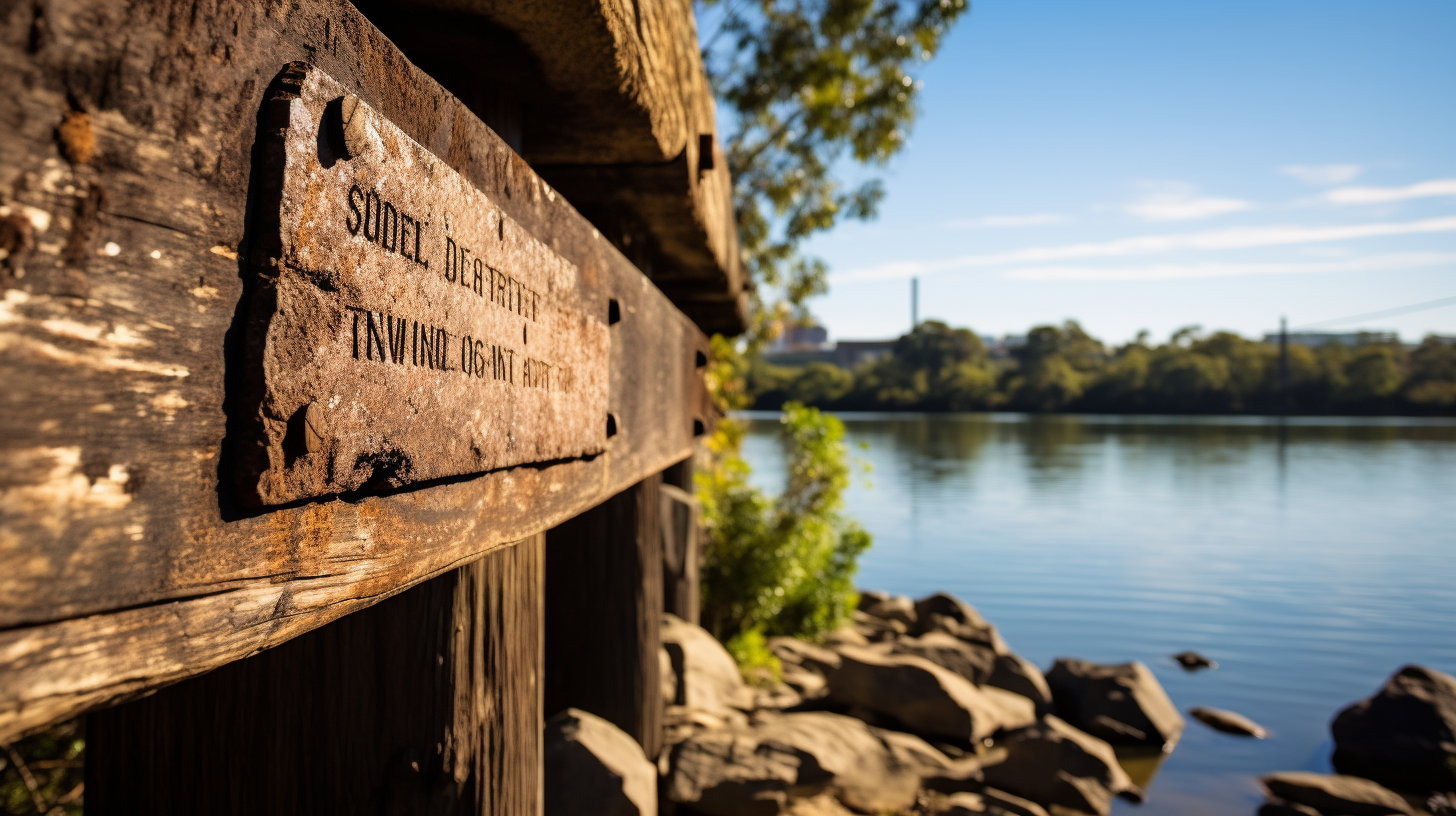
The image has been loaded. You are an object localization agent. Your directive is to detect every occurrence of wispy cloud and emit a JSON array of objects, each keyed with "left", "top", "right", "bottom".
[
  {"left": 1002, "top": 251, "right": 1456, "bottom": 281},
  {"left": 1280, "top": 164, "right": 1364, "bottom": 185},
  {"left": 1326, "top": 177, "right": 1456, "bottom": 204},
  {"left": 837, "top": 215, "right": 1456, "bottom": 281},
  {"left": 1124, "top": 182, "right": 1253, "bottom": 222},
  {"left": 942, "top": 213, "right": 1066, "bottom": 229}
]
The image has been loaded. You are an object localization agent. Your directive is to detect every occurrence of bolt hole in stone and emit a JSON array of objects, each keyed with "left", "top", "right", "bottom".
[
  {"left": 283, "top": 403, "right": 328, "bottom": 465},
  {"left": 695, "top": 349, "right": 708, "bottom": 368},
  {"left": 607, "top": 298, "right": 621, "bottom": 325},
  {"left": 693, "top": 418, "right": 706, "bottom": 437},
  {"left": 606, "top": 413, "right": 619, "bottom": 438}
]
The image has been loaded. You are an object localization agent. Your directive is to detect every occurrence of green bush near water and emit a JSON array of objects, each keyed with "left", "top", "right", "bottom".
[{"left": 697, "top": 375, "right": 870, "bottom": 675}]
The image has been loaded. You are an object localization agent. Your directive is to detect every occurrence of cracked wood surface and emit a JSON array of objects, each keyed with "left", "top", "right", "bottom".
[{"left": 0, "top": 0, "right": 710, "bottom": 742}]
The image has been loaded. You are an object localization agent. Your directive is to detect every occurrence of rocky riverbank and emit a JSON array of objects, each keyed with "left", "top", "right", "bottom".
[{"left": 544, "top": 591, "right": 1456, "bottom": 816}]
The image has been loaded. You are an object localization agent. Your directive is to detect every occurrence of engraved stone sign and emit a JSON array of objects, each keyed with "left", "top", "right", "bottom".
[{"left": 239, "top": 64, "right": 609, "bottom": 506}]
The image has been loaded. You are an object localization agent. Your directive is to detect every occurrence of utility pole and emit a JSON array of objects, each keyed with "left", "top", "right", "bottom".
[{"left": 911, "top": 277, "right": 919, "bottom": 331}]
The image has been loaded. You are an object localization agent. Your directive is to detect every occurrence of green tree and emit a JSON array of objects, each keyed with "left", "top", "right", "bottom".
[{"left": 699, "top": 0, "right": 971, "bottom": 319}]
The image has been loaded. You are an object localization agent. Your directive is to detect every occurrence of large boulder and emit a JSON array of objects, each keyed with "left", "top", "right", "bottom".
[
  {"left": 913, "top": 593, "right": 1008, "bottom": 653},
  {"left": 1260, "top": 772, "right": 1412, "bottom": 816},
  {"left": 545, "top": 708, "right": 657, "bottom": 816},
  {"left": 829, "top": 646, "right": 1034, "bottom": 743},
  {"left": 665, "top": 711, "right": 954, "bottom": 815},
  {"left": 987, "top": 653, "right": 1053, "bottom": 709},
  {"left": 1045, "top": 659, "right": 1185, "bottom": 750},
  {"left": 1331, "top": 664, "right": 1456, "bottom": 793},
  {"left": 860, "top": 593, "right": 918, "bottom": 627},
  {"left": 661, "top": 613, "right": 752, "bottom": 717},
  {"left": 890, "top": 631, "right": 998, "bottom": 686},
  {"left": 980, "top": 716, "right": 1138, "bottom": 816},
  {"left": 769, "top": 637, "right": 843, "bottom": 700}
]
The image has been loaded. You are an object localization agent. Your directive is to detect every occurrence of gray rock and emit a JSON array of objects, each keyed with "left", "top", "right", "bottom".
[
  {"left": 987, "top": 653, "right": 1053, "bottom": 709},
  {"left": 940, "top": 792, "right": 988, "bottom": 814},
  {"left": 1189, "top": 706, "right": 1266, "bottom": 738},
  {"left": 545, "top": 708, "right": 656, "bottom": 816},
  {"left": 829, "top": 646, "right": 1033, "bottom": 743},
  {"left": 982, "top": 787, "right": 1051, "bottom": 816},
  {"left": 980, "top": 715, "right": 1138, "bottom": 816},
  {"left": 1045, "top": 659, "right": 1186, "bottom": 750},
  {"left": 1259, "top": 802, "right": 1322, "bottom": 816},
  {"left": 1172, "top": 651, "right": 1217, "bottom": 671},
  {"left": 1260, "top": 771, "right": 1412, "bottom": 816},
  {"left": 852, "top": 609, "right": 908, "bottom": 641},
  {"left": 891, "top": 631, "right": 998, "bottom": 685},
  {"left": 661, "top": 613, "right": 753, "bottom": 717},
  {"left": 913, "top": 593, "right": 1008, "bottom": 653},
  {"left": 665, "top": 711, "right": 954, "bottom": 815},
  {"left": 660, "top": 647, "right": 677, "bottom": 707},
  {"left": 856, "top": 589, "right": 891, "bottom": 612},
  {"left": 769, "top": 637, "right": 842, "bottom": 677},
  {"left": 1332, "top": 664, "right": 1456, "bottom": 793},
  {"left": 862, "top": 593, "right": 918, "bottom": 627}
]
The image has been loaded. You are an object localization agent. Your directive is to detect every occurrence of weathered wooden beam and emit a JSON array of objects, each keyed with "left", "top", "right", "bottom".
[
  {"left": 0, "top": 0, "right": 710, "bottom": 742},
  {"left": 544, "top": 475, "right": 664, "bottom": 759},
  {"left": 86, "top": 534, "right": 544, "bottom": 815},
  {"left": 348, "top": 0, "right": 749, "bottom": 335}
]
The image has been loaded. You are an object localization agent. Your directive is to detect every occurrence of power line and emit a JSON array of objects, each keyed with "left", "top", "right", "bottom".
[{"left": 1295, "top": 294, "right": 1456, "bottom": 330}]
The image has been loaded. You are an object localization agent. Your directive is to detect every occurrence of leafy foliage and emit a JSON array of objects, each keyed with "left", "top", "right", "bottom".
[
  {"left": 699, "top": 0, "right": 970, "bottom": 320},
  {"left": 697, "top": 401, "right": 871, "bottom": 648},
  {"left": 0, "top": 720, "right": 84, "bottom": 815},
  {"left": 750, "top": 321, "right": 1456, "bottom": 415}
]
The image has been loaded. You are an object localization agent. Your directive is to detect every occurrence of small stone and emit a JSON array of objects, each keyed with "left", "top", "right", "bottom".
[
  {"left": 1172, "top": 651, "right": 1217, "bottom": 671},
  {"left": 1189, "top": 706, "right": 1266, "bottom": 738}
]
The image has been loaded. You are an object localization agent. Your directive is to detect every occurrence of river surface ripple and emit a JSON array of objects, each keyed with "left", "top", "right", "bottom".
[{"left": 738, "top": 411, "right": 1456, "bottom": 815}]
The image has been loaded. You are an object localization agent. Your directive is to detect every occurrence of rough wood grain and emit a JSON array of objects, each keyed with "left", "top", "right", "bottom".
[
  {"left": 86, "top": 534, "right": 544, "bottom": 815},
  {"left": 349, "top": 0, "right": 748, "bottom": 335},
  {"left": 544, "top": 475, "right": 664, "bottom": 759},
  {"left": 0, "top": 0, "right": 711, "bottom": 742}
]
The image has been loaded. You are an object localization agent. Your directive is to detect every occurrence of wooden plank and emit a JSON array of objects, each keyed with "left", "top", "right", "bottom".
[
  {"left": 86, "top": 534, "right": 544, "bottom": 815},
  {"left": 544, "top": 475, "right": 664, "bottom": 759},
  {"left": 0, "top": 0, "right": 710, "bottom": 742}
]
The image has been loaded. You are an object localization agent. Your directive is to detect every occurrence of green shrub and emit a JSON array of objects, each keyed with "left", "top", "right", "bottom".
[{"left": 698, "top": 400, "right": 871, "bottom": 653}]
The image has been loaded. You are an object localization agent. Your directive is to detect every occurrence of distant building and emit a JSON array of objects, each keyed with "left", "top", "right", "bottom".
[
  {"left": 761, "top": 337, "right": 895, "bottom": 368},
  {"left": 1263, "top": 330, "right": 1399, "bottom": 348}
]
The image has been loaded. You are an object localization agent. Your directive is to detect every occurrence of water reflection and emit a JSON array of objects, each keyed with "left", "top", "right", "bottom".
[{"left": 739, "top": 412, "right": 1456, "bottom": 815}]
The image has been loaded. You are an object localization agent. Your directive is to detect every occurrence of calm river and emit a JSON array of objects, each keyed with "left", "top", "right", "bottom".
[{"left": 738, "top": 412, "right": 1456, "bottom": 815}]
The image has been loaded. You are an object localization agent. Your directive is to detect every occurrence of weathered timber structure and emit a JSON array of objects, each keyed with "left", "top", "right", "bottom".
[{"left": 0, "top": 0, "right": 742, "bottom": 810}]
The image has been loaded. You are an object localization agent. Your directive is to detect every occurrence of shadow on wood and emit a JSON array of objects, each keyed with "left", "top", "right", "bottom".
[
  {"left": 544, "top": 475, "right": 664, "bottom": 759},
  {"left": 85, "top": 536, "right": 544, "bottom": 816}
]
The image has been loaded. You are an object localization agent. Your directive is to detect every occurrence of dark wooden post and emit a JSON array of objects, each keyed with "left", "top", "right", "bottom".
[
  {"left": 86, "top": 536, "right": 545, "bottom": 816},
  {"left": 544, "top": 475, "right": 664, "bottom": 758}
]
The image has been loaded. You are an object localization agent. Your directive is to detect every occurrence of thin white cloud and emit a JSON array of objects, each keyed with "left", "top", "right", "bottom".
[
  {"left": 837, "top": 215, "right": 1456, "bottom": 281},
  {"left": 1326, "top": 177, "right": 1456, "bottom": 204},
  {"left": 1002, "top": 251, "right": 1456, "bottom": 282},
  {"left": 1124, "top": 182, "right": 1253, "bottom": 222},
  {"left": 942, "top": 213, "right": 1066, "bottom": 229},
  {"left": 1280, "top": 164, "right": 1364, "bottom": 185}
]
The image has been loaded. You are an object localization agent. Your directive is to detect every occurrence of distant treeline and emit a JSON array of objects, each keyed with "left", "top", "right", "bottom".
[{"left": 749, "top": 321, "right": 1456, "bottom": 415}]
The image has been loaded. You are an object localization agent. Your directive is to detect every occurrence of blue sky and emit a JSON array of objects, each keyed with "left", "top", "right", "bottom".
[{"left": 795, "top": 0, "right": 1456, "bottom": 344}]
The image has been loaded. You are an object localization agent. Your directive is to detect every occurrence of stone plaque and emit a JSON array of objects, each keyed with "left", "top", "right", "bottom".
[{"left": 240, "top": 65, "right": 609, "bottom": 506}]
